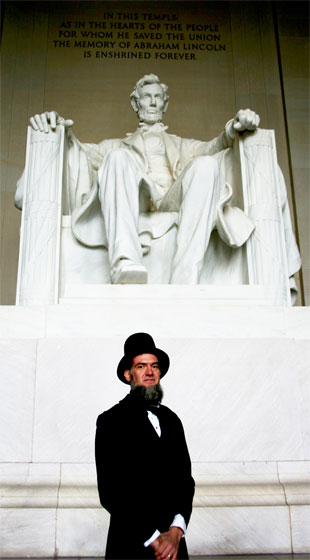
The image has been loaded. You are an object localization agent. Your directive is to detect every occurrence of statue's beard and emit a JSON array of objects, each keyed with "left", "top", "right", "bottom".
[
  {"left": 137, "top": 108, "right": 163, "bottom": 124},
  {"left": 130, "top": 382, "right": 163, "bottom": 406}
]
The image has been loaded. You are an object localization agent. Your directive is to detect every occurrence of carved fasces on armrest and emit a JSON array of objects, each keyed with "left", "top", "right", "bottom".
[
  {"left": 16, "top": 125, "right": 66, "bottom": 305},
  {"left": 237, "top": 128, "right": 292, "bottom": 305}
]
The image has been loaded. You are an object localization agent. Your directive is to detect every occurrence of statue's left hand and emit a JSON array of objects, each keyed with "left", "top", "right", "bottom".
[{"left": 233, "top": 109, "right": 260, "bottom": 132}]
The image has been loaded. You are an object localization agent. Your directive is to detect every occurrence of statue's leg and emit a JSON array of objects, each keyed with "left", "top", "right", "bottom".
[
  {"left": 169, "top": 155, "right": 223, "bottom": 284},
  {"left": 98, "top": 148, "right": 147, "bottom": 284}
]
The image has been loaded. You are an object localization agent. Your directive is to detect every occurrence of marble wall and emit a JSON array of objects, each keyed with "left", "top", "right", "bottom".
[
  {"left": 1, "top": 302, "right": 309, "bottom": 555},
  {"left": 0, "top": 0, "right": 309, "bottom": 305}
]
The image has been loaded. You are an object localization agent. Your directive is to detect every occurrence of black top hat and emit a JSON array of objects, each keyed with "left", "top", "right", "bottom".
[{"left": 117, "top": 332, "right": 170, "bottom": 384}]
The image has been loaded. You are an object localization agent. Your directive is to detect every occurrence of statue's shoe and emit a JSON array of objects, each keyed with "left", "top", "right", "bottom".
[{"left": 113, "top": 263, "right": 147, "bottom": 284}]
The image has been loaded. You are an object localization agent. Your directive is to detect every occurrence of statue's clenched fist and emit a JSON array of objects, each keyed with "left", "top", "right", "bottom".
[{"left": 233, "top": 109, "right": 260, "bottom": 132}]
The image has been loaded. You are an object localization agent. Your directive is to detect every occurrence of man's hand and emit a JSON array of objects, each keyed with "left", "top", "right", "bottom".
[
  {"left": 151, "top": 527, "right": 183, "bottom": 560},
  {"left": 29, "top": 111, "right": 73, "bottom": 133},
  {"left": 232, "top": 109, "right": 260, "bottom": 133}
]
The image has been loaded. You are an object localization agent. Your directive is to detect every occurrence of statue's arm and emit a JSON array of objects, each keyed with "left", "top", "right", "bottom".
[
  {"left": 14, "top": 173, "right": 24, "bottom": 210},
  {"left": 14, "top": 110, "right": 115, "bottom": 210},
  {"left": 186, "top": 109, "right": 260, "bottom": 157}
]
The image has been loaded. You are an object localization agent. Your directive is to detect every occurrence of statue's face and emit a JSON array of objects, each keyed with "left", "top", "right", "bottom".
[{"left": 137, "top": 83, "right": 165, "bottom": 124}]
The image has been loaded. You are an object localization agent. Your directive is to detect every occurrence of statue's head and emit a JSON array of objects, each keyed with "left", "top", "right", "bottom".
[{"left": 130, "top": 74, "right": 169, "bottom": 125}]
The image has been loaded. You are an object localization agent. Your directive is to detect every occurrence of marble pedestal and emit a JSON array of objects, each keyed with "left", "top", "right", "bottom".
[{"left": 1, "top": 292, "right": 309, "bottom": 556}]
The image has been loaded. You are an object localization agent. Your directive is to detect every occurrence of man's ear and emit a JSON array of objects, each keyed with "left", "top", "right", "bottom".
[{"left": 124, "top": 370, "right": 131, "bottom": 383}]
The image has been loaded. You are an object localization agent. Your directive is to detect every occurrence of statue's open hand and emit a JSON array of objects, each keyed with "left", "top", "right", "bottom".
[
  {"left": 29, "top": 111, "right": 74, "bottom": 133},
  {"left": 233, "top": 109, "right": 260, "bottom": 132}
]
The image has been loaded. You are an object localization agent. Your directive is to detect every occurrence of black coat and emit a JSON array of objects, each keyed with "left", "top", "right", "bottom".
[{"left": 95, "top": 393, "right": 195, "bottom": 559}]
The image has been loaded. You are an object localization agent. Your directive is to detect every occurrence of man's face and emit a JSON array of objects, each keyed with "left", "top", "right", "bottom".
[
  {"left": 124, "top": 353, "right": 160, "bottom": 387},
  {"left": 137, "top": 83, "right": 165, "bottom": 125}
]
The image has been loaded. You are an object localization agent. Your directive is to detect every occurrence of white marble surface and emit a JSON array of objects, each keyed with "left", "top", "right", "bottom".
[
  {"left": 2, "top": 461, "right": 309, "bottom": 509},
  {"left": 58, "top": 463, "right": 100, "bottom": 508},
  {"left": 0, "top": 509, "right": 56, "bottom": 556},
  {"left": 0, "top": 340, "right": 37, "bottom": 462},
  {"left": 47, "top": 300, "right": 290, "bottom": 339},
  {"left": 56, "top": 508, "right": 109, "bottom": 556},
  {"left": 1, "top": 460, "right": 309, "bottom": 554},
  {"left": 278, "top": 460, "right": 310, "bottom": 474},
  {"left": 164, "top": 338, "right": 309, "bottom": 462},
  {"left": 186, "top": 506, "right": 292, "bottom": 554},
  {"left": 60, "top": 283, "right": 266, "bottom": 304},
  {"left": 293, "top": 340, "right": 310, "bottom": 457},
  {"left": 290, "top": 505, "right": 310, "bottom": 552},
  {"left": 23, "top": 336, "right": 310, "bottom": 463},
  {"left": 15, "top": 126, "right": 64, "bottom": 305},
  {"left": 0, "top": 305, "right": 46, "bottom": 338},
  {"left": 1, "top": 303, "right": 309, "bottom": 339},
  {"left": 284, "top": 306, "right": 310, "bottom": 339},
  {"left": 0, "top": 462, "right": 60, "bottom": 509},
  {"left": 32, "top": 337, "right": 127, "bottom": 462}
]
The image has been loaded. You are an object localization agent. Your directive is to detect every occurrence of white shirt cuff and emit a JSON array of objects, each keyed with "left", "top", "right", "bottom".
[
  {"left": 170, "top": 513, "right": 187, "bottom": 535},
  {"left": 144, "top": 529, "right": 161, "bottom": 548},
  {"left": 144, "top": 514, "right": 186, "bottom": 548}
]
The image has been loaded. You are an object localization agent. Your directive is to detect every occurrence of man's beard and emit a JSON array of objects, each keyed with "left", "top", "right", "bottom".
[{"left": 130, "top": 382, "right": 163, "bottom": 406}]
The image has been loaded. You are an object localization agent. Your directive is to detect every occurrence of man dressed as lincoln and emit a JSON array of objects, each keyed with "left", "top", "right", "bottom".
[{"left": 95, "top": 332, "right": 195, "bottom": 559}]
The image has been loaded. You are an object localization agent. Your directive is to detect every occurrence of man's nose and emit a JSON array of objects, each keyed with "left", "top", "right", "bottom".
[
  {"left": 145, "top": 365, "right": 154, "bottom": 375},
  {"left": 150, "top": 96, "right": 156, "bottom": 106}
]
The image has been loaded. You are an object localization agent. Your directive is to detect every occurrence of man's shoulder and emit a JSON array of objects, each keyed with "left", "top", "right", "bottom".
[
  {"left": 159, "top": 403, "right": 183, "bottom": 425},
  {"left": 96, "top": 396, "right": 130, "bottom": 425}
]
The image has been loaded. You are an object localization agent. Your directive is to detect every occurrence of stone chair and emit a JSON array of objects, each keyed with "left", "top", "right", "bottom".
[{"left": 15, "top": 125, "right": 300, "bottom": 306}]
